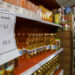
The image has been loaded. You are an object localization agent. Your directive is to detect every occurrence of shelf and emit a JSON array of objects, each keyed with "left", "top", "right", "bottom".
[
  {"left": 20, "top": 48, "right": 63, "bottom": 75},
  {"left": 0, "top": 49, "right": 20, "bottom": 65},
  {"left": 17, "top": 14, "right": 63, "bottom": 28},
  {"left": 0, "top": 7, "right": 63, "bottom": 28}
]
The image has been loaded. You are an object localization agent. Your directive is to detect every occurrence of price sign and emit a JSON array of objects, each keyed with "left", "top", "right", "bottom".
[{"left": 0, "top": 8, "right": 20, "bottom": 65}]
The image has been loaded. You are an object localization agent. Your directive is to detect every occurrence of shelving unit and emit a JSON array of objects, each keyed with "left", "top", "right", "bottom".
[
  {"left": 0, "top": 0, "right": 74, "bottom": 75},
  {"left": 0, "top": 50, "right": 20, "bottom": 65},
  {"left": 20, "top": 48, "right": 63, "bottom": 75},
  {"left": 16, "top": 14, "right": 63, "bottom": 28},
  {"left": 0, "top": 6, "right": 63, "bottom": 64},
  {"left": 0, "top": 1, "right": 65, "bottom": 75},
  {"left": 0, "top": 7, "right": 63, "bottom": 28}
]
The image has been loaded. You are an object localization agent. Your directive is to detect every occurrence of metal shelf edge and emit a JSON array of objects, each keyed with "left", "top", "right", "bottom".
[
  {"left": 0, "top": 49, "right": 20, "bottom": 65},
  {"left": 16, "top": 14, "right": 63, "bottom": 28}
]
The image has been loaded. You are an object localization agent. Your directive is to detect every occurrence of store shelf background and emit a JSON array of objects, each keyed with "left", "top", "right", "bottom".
[
  {"left": 56, "top": 31, "right": 73, "bottom": 75},
  {"left": 73, "top": 21, "right": 75, "bottom": 75}
]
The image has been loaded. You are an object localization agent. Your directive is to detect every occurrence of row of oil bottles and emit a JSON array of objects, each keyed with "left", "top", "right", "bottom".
[
  {"left": 0, "top": 32, "right": 61, "bottom": 75},
  {"left": 32, "top": 55, "right": 59, "bottom": 75},
  {"left": 0, "top": 55, "right": 59, "bottom": 75},
  {"left": 15, "top": 33, "right": 61, "bottom": 57}
]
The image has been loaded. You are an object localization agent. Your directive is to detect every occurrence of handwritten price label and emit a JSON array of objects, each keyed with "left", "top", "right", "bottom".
[{"left": 0, "top": 8, "right": 20, "bottom": 65}]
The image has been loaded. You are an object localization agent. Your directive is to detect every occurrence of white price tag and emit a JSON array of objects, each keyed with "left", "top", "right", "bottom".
[
  {"left": 0, "top": 34, "right": 16, "bottom": 54},
  {"left": 0, "top": 8, "right": 20, "bottom": 65}
]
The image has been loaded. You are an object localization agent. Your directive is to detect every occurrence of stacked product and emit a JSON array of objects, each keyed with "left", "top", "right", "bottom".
[
  {"left": 0, "top": 0, "right": 69, "bottom": 27},
  {"left": 0, "top": 60, "right": 15, "bottom": 75},
  {"left": 15, "top": 33, "right": 60, "bottom": 58},
  {"left": 32, "top": 55, "right": 60, "bottom": 75}
]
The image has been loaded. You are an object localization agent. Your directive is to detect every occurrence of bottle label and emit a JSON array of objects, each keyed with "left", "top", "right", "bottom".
[
  {"left": 22, "top": 49, "right": 26, "bottom": 54},
  {"left": 33, "top": 49, "right": 37, "bottom": 54},
  {"left": 26, "top": 50, "right": 33, "bottom": 55}
]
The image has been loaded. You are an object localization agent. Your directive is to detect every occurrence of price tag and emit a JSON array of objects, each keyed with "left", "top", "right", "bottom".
[{"left": 0, "top": 8, "right": 20, "bottom": 65}]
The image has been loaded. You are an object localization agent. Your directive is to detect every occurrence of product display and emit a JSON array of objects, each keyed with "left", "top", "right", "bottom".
[
  {"left": 39, "top": 5, "right": 53, "bottom": 22},
  {"left": 5, "top": 60, "right": 15, "bottom": 75},
  {"left": 32, "top": 55, "right": 60, "bottom": 75},
  {"left": 0, "top": 0, "right": 65, "bottom": 26},
  {"left": 0, "top": 60, "right": 15, "bottom": 75},
  {"left": 0, "top": 65, "right": 5, "bottom": 75},
  {"left": 15, "top": 33, "right": 61, "bottom": 58},
  {"left": 0, "top": 0, "right": 74, "bottom": 75}
]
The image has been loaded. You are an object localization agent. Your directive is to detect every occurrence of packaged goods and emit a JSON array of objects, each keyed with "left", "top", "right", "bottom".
[
  {"left": 5, "top": 60, "right": 15, "bottom": 75},
  {"left": 3, "top": 0, "right": 20, "bottom": 6},
  {"left": 55, "top": 38, "right": 60, "bottom": 49},
  {"left": 50, "top": 34, "right": 56, "bottom": 51},
  {"left": 64, "top": 6, "right": 72, "bottom": 14},
  {"left": 64, "top": 23, "right": 70, "bottom": 31},
  {"left": 31, "top": 55, "right": 60, "bottom": 75},
  {"left": 39, "top": 5, "right": 53, "bottom": 22},
  {"left": 15, "top": 32, "right": 60, "bottom": 59},
  {"left": 0, "top": 65, "right": 5, "bottom": 75},
  {"left": 20, "top": 0, "right": 26, "bottom": 7},
  {"left": 12, "top": 0, "right": 20, "bottom": 5},
  {"left": 55, "top": 14, "right": 60, "bottom": 24},
  {"left": 3, "top": 0, "right": 12, "bottom": 3}
]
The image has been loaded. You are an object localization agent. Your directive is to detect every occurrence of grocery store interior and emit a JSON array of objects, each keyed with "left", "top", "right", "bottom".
[{"left": 0, "top": 0, "right": 75, "bottom": 75}]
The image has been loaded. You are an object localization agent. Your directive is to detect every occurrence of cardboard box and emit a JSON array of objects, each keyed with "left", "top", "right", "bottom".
[
  {"left": 63, "top": 63, "right": 71, "bottom": 69},
  {"left": 60, "top": 31, "right": 73, "bottom": 38},
  {"left": 64, "top": 14, "right": 73, "bottom": 21},
  {"left": 62, "top": 47, "right": 73, "bottom": 54},
  {"left": 64, "top": 71, "right": 71, "bottom": 75},
  {"left": 20, "top": 0, "right": 25, "bottom": 7},
  {"left": 61, "top": 38, "right": 73, "bottom": 46},
  {"left": 67, "top": 14, "right": 73, "bottom": 21},
  {"left": 56, "top": 31, "right": 73, "bottom": 38},
  {"left": 63, "top": 56, "right": 72, "bottom": 62}
]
